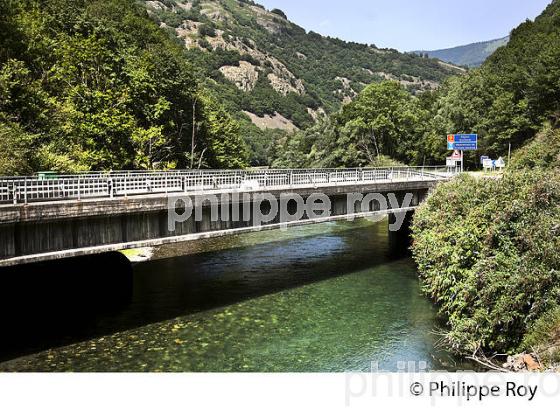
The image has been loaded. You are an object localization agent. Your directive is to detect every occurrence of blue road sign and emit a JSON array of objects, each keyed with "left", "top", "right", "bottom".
[{"left": 452, "top": 134, "right": 478, "bottom": 151}]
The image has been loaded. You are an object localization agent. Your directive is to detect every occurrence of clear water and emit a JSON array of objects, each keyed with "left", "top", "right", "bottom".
[{"left": 0, "top": 219, "right": 465, "bottom": 372}]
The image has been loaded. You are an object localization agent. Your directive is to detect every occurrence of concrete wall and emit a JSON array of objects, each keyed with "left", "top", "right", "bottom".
[{"left": 0, "top": 181, "right": 436, "bottom": 262}]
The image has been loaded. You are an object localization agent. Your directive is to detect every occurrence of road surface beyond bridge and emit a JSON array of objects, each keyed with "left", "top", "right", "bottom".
[{"left": 0, "top": 167, "right": 455, "bottom": 266}]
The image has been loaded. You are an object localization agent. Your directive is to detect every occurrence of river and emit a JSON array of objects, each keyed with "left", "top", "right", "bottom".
[{"left": 0, "top": 218, "right": 467, "bottom": 372}]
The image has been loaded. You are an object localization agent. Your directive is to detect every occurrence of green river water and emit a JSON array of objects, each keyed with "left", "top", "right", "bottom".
[{"left": 0, "top": 219, "right": 467, "bottom": 372}]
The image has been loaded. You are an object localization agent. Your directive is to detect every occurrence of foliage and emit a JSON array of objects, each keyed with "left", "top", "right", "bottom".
[
  {"left": 409, "top": 2, "right": 560, "bottom": 356},
  {"left": 0, "top": 120, "right": 37, "bottom": 175},
  {"left": 147, "top": 0, "right": 458, "bottom": 165},
  {"left": 509, "top": 125, "right": 560, "bottom": 170},
  {"left": 275, "top": 0, "right": 560, "bottom": 168},
  {"left": 0, "top": 0, "right": 249, "bottom": 173},
  {"left": 424, "top": 0, "right": 560, "bottom": 161},
  {"left": 521, "top": 306, "right": 560, "bottom": 365},
  {"left": 411, "top": 172, "right": 560, "bottom": 354},
  {"left": 274, "top": 81, "right": 430, "bottom": 167}
]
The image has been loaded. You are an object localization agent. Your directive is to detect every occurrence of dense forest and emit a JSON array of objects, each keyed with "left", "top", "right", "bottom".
[
  {"left": 276, "top": 0, "right": 560, "bottom": 168},
  {"left": 0, "top": 0, "right": 248, "bottom": 174}
]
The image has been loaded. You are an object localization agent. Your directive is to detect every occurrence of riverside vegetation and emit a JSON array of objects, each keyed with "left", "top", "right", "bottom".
[
  {"left": 411, "top": 128, "right": 560, "bottom": 370},
  {"left": 404, "top": 1, "right": 560, "bottom": 368}
]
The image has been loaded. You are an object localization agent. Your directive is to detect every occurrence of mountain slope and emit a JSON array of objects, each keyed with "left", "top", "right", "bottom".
[
  {"left": 274, "top": 0, "right": 560, "bottom": 168},
  {"left": 144, "top": 0, "right": 462, "bottom": 134},
  {"left": 415, "top": 36, "right": 509, "bottom": 68}
]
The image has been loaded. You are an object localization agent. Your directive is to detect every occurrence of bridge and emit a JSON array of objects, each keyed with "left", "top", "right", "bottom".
[{"left": 0, "top": 167, "right": 456, "bottom": 266}]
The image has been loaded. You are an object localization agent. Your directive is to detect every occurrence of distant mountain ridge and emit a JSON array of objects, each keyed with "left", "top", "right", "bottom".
[{"left": 414, "top": 36, "right": 510, "bottom": 68}]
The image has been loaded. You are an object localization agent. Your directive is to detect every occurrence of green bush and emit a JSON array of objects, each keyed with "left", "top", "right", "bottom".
[
  {"left": 411, "top": 172, "right": 560, "bottom": 354},
  {"left": 509, "top": 126, "right": 560, "bottom": 170},
  {"left": 521, "top": 305, "right": 560, "bottom": 364},
  {"left": 270, "top": 8, "right": 287, "bottom": 20},
  {"left": 198, "top": 23, "right": 216, "bottom": 37}
]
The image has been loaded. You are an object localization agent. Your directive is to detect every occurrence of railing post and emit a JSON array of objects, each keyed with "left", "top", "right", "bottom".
[
  {"left": 77, "top": 175, "right": 81, "bottom": 201},
  {"left": 10, "top": 183, "right": 16, "bottom": 205},
  {"left": 24, "top": 177, "right": 28, "bottom": 205},
  {"left": 124, "top": 175, "right": 128, "bottom": 198}
]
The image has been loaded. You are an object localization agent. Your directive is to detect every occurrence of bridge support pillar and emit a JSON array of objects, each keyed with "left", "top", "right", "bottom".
[
  {"left": 388, "top": 210, "right": 414, "bottom": 257},
  {"left": 0, "top": 224, "right": 15, "bottom": 259}
]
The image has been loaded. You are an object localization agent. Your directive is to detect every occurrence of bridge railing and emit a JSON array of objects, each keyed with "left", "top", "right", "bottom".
[{"left": 0, "top": 166, "right": 458, "bottom": 205}]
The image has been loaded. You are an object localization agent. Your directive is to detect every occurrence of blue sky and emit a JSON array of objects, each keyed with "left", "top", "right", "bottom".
[{"left": 257, "top": 0, "right": 552, "bottom": 51}]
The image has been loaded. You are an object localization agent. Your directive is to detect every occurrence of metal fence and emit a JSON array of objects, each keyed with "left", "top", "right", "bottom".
[{"left": 0, "top": 167, "right": 457, "bottom": 205}]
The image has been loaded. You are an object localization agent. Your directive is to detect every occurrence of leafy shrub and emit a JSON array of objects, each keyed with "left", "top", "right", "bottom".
[
  {"left": 521, "top": 305, "right": 560, "bottom": 365},
  {"left": 411, "top": 172, "right": 560, "bottom": 354},
  {"left": 198, "top": 23, "right": 216, "bottom": 37},
  {"left": 0, "top": 121, "right": 36, "bottom": 175},
  {"left": 509, "top": 125, "right": 560, "bottom": 170},
  {"left": 270, "top": 8, "right": 287, "bottom": 20}
]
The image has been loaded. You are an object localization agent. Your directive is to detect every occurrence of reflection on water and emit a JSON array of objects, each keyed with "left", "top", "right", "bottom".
[{"left": 0, "top": 218, "right": 465, "bottom": 372}]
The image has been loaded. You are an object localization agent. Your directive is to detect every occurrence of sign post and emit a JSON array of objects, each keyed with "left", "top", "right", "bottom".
[{"left": 447, "top": 134, "right": 478, "bottom": 171}]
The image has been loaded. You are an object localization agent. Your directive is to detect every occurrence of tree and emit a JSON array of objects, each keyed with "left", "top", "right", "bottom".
[
  {"left": 337, "top": 81, "right": 427, "bottom": 164},
  {"left": 199, "top": 94, "right": 249, "bottom": 169},
  {"left": 270, "top": 8, "right": 287, "bottom": 19},
  {"left": 0, "top": 121, "right": 36, "bottom": 175}
]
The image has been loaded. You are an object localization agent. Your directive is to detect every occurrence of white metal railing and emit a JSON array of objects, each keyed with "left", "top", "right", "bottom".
[{"left": 0, "top": 166, "right": 458, "bottom": 205}]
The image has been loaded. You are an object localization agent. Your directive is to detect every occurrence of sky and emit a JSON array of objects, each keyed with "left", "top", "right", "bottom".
[{"left": 257, "top": 0, "right": 552, "bottom": 51}]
